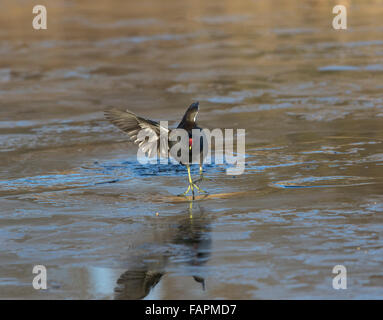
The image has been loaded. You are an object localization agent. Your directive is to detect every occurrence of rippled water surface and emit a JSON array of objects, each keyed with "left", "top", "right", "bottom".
[{"left": 1, "top": 0, "right": 383, "bottom": 299}]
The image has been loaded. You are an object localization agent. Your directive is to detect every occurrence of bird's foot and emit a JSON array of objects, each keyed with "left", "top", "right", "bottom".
[
  {"left": 178, "top": 183, "right": 208, "bottom": 200},
  {"left": 193, "top": 183, "right": 208, "bottom": 195},
  {"left": 178, "top": 185, "right": 191, "bottom": 197}
]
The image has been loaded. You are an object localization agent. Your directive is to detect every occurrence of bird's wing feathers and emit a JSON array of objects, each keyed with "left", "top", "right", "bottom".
[{"left": 104, "top": 108, "right": 169, "bottom": 157}]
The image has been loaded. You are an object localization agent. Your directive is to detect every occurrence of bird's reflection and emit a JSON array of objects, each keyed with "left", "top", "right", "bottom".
[
  {"left": 114, "top": 201, "right": 211, "bottom": 300},
  {"left": 114, "top": 269, "right": 164, "bottom": 300}
]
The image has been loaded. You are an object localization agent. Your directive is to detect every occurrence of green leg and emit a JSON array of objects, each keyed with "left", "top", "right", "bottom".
[
  {"left": 187, "top": 165, "right": 195, "bottom": 200},
  {"left": 178, "top": 165, "right": 194, "bottom": 199},
  {"left": 178, "top": 165, "right": 208, "bottom": 199},
  {"left": 194, "top": 165, "right": 210, "bottom": 185}
]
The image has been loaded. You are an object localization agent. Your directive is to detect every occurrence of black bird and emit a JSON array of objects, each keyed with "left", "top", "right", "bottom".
[{"left": 104, "top": 102, "right": 207, "bottom": 199}]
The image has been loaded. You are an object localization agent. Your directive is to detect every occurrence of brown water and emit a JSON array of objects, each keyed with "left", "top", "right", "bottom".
[{"left": 1, "top": 0, "right": 383, "bottom": 299}]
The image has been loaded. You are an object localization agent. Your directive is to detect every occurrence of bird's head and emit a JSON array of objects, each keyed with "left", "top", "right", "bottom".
[{"left": 183, "top": 101, "right": 199, "bottom": 124}]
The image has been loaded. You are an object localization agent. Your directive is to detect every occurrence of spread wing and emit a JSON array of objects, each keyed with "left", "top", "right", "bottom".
[{"left": 104, "top": 108, "right": 169, "bottom": 158}]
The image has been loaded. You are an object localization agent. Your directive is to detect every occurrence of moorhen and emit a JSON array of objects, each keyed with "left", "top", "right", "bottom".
[{"left": 104, "top": 102, "right": 208, "bottom": 199}]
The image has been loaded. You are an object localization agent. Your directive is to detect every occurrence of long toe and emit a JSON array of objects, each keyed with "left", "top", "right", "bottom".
[
  {"left": 178, "top": 185, "right": 191, "bottom": 197},
  {"left": 193, "top": 183, "right": 208, "bottom": 194}
]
